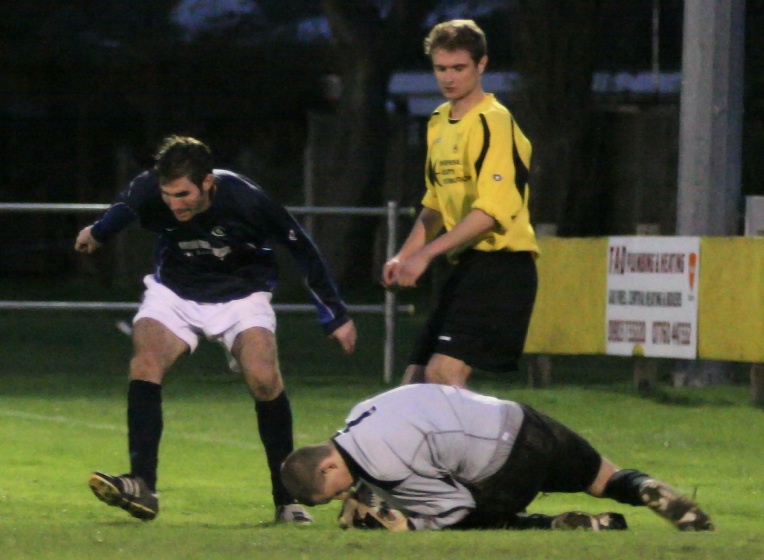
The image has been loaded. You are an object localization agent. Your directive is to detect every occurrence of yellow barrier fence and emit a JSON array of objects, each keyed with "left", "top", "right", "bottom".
[{"left": 524, "top": 236, "right": 764, "bottom": 403}]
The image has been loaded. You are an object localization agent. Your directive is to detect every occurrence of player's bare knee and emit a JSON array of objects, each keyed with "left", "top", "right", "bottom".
[
  {"left": 424, "top": 355, "right": 471, "bottom": 387},
  {"left": 424, "top": 366, "right": 468, "bottom": 387},
  {"left": 245, "top": 374, "right": 283, "bottom": 401},
  {"left": 424, "top": 368, "right": 450, "bottom": 385},
  {"left": 249, "top": 384, "right": 283, "bottom": 401},
  {"left": 129, "top": 354, "right": 165, "bottom": 383}
]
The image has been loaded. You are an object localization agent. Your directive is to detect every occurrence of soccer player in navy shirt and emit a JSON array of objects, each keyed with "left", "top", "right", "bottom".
[{"left": 74, "top": 135, "right": 357, "bottom": 523}]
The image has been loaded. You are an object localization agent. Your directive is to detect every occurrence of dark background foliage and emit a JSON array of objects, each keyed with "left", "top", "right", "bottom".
[{"left": 1, "top": 1, "right": 761, "bottom": 288}]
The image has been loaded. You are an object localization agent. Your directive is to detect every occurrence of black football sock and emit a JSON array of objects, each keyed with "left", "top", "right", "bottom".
[
  {"left": 508, "top": 512, "right": 556, "bottom": 530},
  {"left": 603, "top": 469, "right": 651, "bottom": 506},
  {"left": 127, "top": 380, "right": 163, "bottom": 492},
  {"left": 255, "top": 391, "right": 294, "bottom": 506}
]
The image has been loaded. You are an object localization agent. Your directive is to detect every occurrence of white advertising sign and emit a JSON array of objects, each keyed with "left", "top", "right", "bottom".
[{"left": 606, "top": 236, "right": 700, "bottom": 358}]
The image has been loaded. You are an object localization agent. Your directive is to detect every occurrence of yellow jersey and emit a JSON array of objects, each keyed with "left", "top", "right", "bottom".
[{"left": 422, "top": 94, "right": 539, "bottom": 257}]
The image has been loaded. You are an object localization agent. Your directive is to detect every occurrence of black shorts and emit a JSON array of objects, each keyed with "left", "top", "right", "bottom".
[
  {"left": 460, "top": 404, "right": 602, "bottom": 529},
  {"left": 409, "top": 250, "right": 537, "bottom": 372}
]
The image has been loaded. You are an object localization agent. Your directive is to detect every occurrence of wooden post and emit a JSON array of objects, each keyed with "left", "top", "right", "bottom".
[
  {"left": 751, "top": 364, "right": 764, "bottom": 406},
  {"left": 634, "top": 357, "right": 658, "bottom": 393},
  {"left": 527, "top": 355, "right": 552, "bottom": 388}
]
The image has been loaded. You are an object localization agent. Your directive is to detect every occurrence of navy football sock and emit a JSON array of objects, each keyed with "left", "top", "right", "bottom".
[
  {"left": 255, "top": 391, "right": 294, "bottom": 506},
  {"left": 127, "top": 380, "right": 163, "bottom": 492},
  {"left": 603, "top": 469, "right": 651, "bottom": 506}
]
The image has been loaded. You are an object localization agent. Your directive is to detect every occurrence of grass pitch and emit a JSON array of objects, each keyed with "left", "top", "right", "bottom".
[{"left": 1, "top": 311, "right": 762, "bottom": 560}]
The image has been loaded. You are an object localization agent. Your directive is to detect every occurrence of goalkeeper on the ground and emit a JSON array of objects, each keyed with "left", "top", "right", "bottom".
[{"left": 281, "top": 384, "right": 713, "bottom": 532}]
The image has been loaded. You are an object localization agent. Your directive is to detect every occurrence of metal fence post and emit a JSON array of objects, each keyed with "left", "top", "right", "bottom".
[{"left": 383, "top": 200, "right": 398, "bottom": 384}]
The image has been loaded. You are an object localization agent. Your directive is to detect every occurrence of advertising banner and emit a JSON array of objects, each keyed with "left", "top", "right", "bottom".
[{"left": 606, "top": 236, "right": 700, "bottom": 358}]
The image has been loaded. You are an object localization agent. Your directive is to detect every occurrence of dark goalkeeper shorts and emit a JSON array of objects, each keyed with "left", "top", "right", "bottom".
[
  {"left": 408, "top": 249, "right": 537, "bottom": 372},
  {"left": 461, "top": 404, "right": 603, "bottom": 528}
]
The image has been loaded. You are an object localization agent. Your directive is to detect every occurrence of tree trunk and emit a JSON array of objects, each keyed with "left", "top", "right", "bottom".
[
  {"left": 317, "top": 0, "right": 436, "bottom": 287},
  {"left": 509, "top": 0, "right": 602, "bottom": 235}
]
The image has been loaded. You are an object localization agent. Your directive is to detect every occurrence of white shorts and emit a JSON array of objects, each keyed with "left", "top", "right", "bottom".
[{"left": 133, "top": 275, "right": 276, "bottom": 354}]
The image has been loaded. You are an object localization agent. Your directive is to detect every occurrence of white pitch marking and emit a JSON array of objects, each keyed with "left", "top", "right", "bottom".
[{"left": 0, "top": 408, "right": 260, "bottom": 450}]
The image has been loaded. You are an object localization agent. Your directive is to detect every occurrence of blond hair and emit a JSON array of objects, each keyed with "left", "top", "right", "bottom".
[{"left": 424, "top": 19, "right": 487, "bottom": 63}]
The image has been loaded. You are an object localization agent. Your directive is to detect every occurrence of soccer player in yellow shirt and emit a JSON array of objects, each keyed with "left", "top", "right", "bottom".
[{"left": 383, "top": 19, "right": 539, "bottom": 387}]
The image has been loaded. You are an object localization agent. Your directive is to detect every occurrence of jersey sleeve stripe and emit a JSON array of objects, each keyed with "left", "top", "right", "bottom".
[
  {"left": 474, "top": 113, "right": 491, "bottom": 179},
  {"left": 427, "top": 158, "right": 439, "bottom": 187},
  {"left": 511, "top": 119, "right": 530, "bottom": 200}
]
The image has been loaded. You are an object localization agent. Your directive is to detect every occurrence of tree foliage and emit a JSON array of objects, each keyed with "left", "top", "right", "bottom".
[{"left": 3, "top": 0, "right": 762, "bottom": 280}]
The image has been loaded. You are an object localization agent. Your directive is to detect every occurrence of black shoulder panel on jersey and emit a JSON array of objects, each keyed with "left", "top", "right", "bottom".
[
  {"left": 474, "top": 113, "right": 490, "bottom": 178},
  {"left": 511, "top": 119, "right": 529, "bottom": 200},
  {"left": 427, "top": 158, "right": 440, "bottom": 187}
]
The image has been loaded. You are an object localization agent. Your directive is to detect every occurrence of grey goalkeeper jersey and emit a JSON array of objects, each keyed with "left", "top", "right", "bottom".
[{"left": 332, "top": 384, "right": 525, "bottom": 530}]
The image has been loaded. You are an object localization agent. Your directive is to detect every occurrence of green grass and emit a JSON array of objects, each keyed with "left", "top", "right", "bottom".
[{"left": 1, "top": 311, "right": 763, "bottom": 559}]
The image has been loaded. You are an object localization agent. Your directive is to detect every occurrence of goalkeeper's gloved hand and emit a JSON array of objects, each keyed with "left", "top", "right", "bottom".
[{"left": 337, "top": 484, "right": 410, "bottom": 532}]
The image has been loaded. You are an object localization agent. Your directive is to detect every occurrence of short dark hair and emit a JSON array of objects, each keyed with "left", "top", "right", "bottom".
[
  {"left": 280, "top": 443, "right": 334, "bottom": 506},
  {"left": 153, "top": 135, "right": 213, "bottom": 188},
  {"left": 424, "top": 19, "right": 487, "bottom": 64}
]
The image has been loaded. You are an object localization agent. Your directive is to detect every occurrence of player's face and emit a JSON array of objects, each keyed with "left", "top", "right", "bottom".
[
  {"left": 431, "top": 48, "right": 487, "bottom": 104},
  {"left": 160, "top": 174, "right": 214, "bottom": 222},
  {"left": 311, "top": 467, "right": 355, "bottom": 505}
]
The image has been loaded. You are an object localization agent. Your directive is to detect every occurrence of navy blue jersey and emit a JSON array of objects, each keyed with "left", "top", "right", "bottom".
[{"left": 90, "top": 169, "right": 349, "bottom": 333}]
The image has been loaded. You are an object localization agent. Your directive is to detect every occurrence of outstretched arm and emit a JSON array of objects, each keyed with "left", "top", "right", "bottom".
[
  {"left": 74, "top": 173, "right": 149, "bottom": 254},
  {"left": 255, "top": 187, "right": 353, "bottom": 338}
]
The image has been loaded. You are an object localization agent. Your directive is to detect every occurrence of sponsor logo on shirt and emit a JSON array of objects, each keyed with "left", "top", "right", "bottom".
[
  {"left": 178, "top": 240, "right": 232, "bottom": 260},
  {"left": 434, "top": 158, "right": 471, "bottom": 186}
]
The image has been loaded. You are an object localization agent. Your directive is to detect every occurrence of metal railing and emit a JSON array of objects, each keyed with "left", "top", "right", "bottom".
[{"left": 0, "top": 201, "right": 416, "bottom": 383}]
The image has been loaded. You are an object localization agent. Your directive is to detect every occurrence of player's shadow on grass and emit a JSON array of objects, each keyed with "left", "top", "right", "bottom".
[
  {"left": 630, "top": 385, "right": 740, "bottom": 407},
  {"left": 574, "top": 381, "right": 742, "bottom": 408}
]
